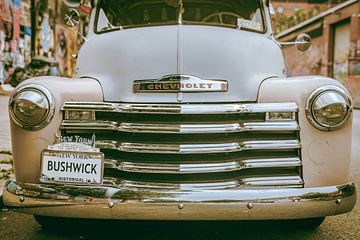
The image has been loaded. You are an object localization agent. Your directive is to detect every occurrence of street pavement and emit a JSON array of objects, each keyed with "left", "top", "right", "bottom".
[
  {"left": 0, "top": 95, "right": 12, "bottom": 199},
  {"left": 0, "top": 95, "right": 11, "bottom": 151},
  {"left": 0, "top": 95, "right": 359, "bottom": 239}
]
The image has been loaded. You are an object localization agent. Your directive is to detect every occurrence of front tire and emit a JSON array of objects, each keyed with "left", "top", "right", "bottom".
[
  {"left": 289, "top": 217, "right": 325, "bottom": 229},
  {"left": 34, "top": 216, "right": 87, "bottom": 230}
]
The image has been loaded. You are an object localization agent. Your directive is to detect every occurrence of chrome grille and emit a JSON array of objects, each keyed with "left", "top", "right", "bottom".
[{"left": 61, "top": 102, "right": 303, "bottom": 190}]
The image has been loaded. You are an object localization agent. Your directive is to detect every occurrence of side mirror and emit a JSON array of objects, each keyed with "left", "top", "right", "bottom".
[
  {"left": 295, "top": 33, "right": 312, "bottom": 52},
  {"left": 278, "top": 33, "right": 312, "bottom": 52},
  {"left": 64, "top": 9, "right": 80, "bottom": 28}
]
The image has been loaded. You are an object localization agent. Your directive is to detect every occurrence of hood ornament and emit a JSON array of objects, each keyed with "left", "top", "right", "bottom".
[{"left": 133, "top": 74, "right": 228, "bottom": 93}]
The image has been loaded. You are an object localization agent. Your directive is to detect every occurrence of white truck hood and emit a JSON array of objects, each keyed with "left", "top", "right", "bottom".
[{"left": 77, "top": 25, "right": 285, "bottom": 103}]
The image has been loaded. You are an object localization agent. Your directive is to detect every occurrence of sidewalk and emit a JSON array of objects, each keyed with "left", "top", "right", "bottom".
[
  {"left": 0, "top": 95, "right": 11, "bottom": 151},
  {"left": 0, "top": 95, "right": 12, "bottom": 202}
]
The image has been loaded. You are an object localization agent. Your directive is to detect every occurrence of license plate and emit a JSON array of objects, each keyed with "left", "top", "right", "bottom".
[{"left": 40, "top": 150, "right": 104, "bottom": 184}]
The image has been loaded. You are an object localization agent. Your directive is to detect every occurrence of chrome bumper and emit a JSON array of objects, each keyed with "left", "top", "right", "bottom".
[{"left": 3, "top": 180, "right": 356, "bottom": 220}]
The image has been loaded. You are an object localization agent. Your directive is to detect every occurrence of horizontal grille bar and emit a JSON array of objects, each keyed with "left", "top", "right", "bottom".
[
  {"left": 104, "top": 157, "right": 301, "bottom": 174},
  {"left": 96, "top": 140, "right": 301, "bottom": 154},
  {"left": 241, "top": 176, "right": 303, "bottom": 187},
  {"left": 61, "top": 121, "right": 300, "bottom": 134},
  {"left": 102, "top": 176, "right": 304, "bottom": 190},
  {"left": 62, "top": 102, "right": 299, "bottom": 115}
]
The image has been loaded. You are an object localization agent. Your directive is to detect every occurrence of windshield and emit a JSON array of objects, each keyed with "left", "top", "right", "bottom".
[{"left": 96, "top": 0, "right": 266, "bottom": 33}]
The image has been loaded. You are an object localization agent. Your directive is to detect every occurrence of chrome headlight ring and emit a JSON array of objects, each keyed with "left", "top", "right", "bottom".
[
  {"left": 306, "top": 85, "right": 352, "bottom": 131},
  {"left": 9, "top": 84, "right": 55, "bottom": 131}
]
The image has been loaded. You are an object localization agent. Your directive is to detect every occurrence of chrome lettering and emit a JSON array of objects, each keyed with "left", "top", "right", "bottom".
[
  {"left": 155, "top": 84, "right": 162, "bottom": 90},
  {"left": 169, "top": 83, "right": 180, "bottom": 89},
  {"left": 134, "top": 78, "right": 227, "bottom": 92}
]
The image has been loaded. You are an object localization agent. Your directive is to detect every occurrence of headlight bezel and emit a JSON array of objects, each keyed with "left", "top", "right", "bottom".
[
  {"left": 9, "top": 84, "right": 55, "bottom": 131},
  {"left": 306, "top": 85, "right": 352, "bottom": 131}
]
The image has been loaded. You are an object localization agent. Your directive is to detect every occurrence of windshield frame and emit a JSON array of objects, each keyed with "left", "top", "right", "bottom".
[{"left": 94, "top": 0, "right": 268, "bottom": 34}]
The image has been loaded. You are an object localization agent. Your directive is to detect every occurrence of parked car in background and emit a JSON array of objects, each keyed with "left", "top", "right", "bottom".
[{"left": 2, "top": 0, "right": 356, "bottom": 228}]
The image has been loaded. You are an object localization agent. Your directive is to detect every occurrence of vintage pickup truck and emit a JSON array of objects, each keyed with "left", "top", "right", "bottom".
[{"left": 2, "top": 0, "right": 356, "bottom": 228}]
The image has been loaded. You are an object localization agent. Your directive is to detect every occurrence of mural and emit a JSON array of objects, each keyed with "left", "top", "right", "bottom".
[
  {"left": 55, "top": 24, "right": 76, "bottom": 77},
  {"left": 0, "top": 0, "right": 31, "bottom": 84},
  {"left": 0, "top": 0, "right": 84, "bottom": 84}
]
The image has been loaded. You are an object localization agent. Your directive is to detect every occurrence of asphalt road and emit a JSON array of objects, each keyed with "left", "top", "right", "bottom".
[{"left": 0, "top": 105, "right": 359, "bottom": 240}]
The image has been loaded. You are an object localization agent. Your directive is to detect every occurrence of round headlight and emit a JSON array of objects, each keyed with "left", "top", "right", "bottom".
[
  {"left": 306, "top": 85, "right": 352, "bottom": 131},
  {"left": 9, "top": 84, "right": 55, "bottom": 131}
]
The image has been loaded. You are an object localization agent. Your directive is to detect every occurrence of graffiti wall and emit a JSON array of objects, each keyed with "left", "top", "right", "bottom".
[
  {"left": 55, "top": 24, "right": 76, "bottom": 77},
  {"left": 0, "top": 0, "right": 32, "bottom": 83},
  {"left": 0, "top": 0, "right": 82, "bottom": 84}
]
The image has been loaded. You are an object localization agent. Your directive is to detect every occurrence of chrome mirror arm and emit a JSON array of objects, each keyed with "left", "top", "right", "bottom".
[
  {"left": 277, "top": 33, "right": 312, "bottom": 52},
  {"left": 278, "top": 41, "right": 308, "bottom": 46}
]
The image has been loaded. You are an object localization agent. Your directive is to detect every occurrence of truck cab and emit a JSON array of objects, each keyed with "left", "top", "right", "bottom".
[{"left": 3, "top": 0, "right": 356, "bottom": 227}]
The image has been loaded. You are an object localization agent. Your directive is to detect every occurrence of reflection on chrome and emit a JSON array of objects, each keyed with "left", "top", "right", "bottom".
[
  {"left": 61, "top": 120, "right": 300, "bottom": 134},
  {"left": 103, "top": 157, "right": 301, "bottom": 174},
  {"left": 62, "top": 102, "right": 299, "bottom": 115},
  {"left": 3, "top": 180, "right": 356, "bottom": 220},
  {"left": 95, "top": 140, "right": 301, "bottom": 154},
  {"left": 306, "top": 85, "right": 352, "bottom": 131}
]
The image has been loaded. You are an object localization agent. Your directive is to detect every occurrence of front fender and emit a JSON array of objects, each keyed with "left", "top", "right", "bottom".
[
  {"left": 258, "top": 76, "right": 353, "bottom": 188},
  {"left": 10, "top": 77, "right": 103, "bottom": 183}
]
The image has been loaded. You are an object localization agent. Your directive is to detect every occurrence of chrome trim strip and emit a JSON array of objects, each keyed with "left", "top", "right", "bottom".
[
  {"left": 62, "top": 102, "right": 299, "bottom": 115},
  {"left": 105, "top": 176, "right": 303, "bottom": 190},
  {"left": 61, "top": 121, "right": 300, "bottom": 134},
  {"left": 109, "top": 179, "right": 242, "bottom": 190},
  {"left": 3, "top": 181, "right": 356, "bottom": 220},
  {"left": 241, "top": 176, "right": 303, "bottom": 187},
  {"left": 95, "top": 140, "right": 301, "bottom": 154},
  {"left": 104, "top": 157, "right": 301, "bottom": 174}
]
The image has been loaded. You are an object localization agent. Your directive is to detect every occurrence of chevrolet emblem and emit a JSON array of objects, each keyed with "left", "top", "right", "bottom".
[{"left": 133, "top": 74, "right": 228, "bottom": 93}]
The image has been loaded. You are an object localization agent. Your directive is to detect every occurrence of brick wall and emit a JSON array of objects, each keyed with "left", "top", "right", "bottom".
[
  {"left": 271, "top": 0, "right": 341, "bottom": 34},
  {"left": 282, "top": 35, "right": 324, "bottom": 77}
]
